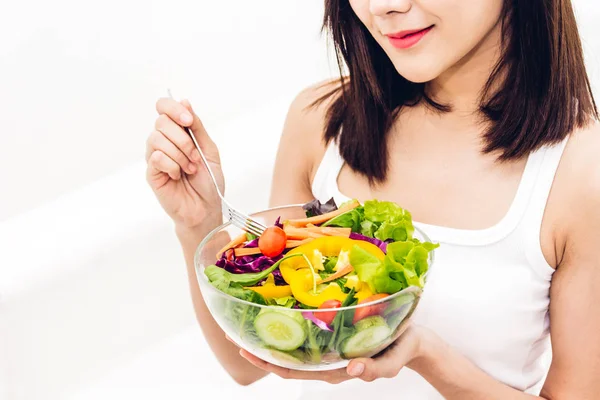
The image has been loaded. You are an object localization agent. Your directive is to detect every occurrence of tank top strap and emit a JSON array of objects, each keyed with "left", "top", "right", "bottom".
[{"left": 311, "top": 139, "right": 345, "bottom": 202}]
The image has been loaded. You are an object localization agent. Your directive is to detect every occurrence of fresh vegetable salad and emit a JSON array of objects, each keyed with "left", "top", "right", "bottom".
[{"left": 204, "top": 199, "right": 439, "bottom": 365}]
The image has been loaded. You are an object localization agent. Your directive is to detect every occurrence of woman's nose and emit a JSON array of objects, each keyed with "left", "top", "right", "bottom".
[{"left": 369, "top": 0, "right": 412, "bottom": 16}]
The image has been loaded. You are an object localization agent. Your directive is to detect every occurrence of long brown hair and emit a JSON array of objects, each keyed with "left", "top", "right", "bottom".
[{"left": 316, "top": 0, "right": 598, "bottom": 183}]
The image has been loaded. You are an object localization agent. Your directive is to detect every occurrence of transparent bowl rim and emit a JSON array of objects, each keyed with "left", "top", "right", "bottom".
[{"left": 193, "top": 203, "right": 435, "bottom": 312}]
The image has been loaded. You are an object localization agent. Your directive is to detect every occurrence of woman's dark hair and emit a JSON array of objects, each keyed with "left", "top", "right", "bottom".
[{"left": 316, "top": 0, "right": 598, "bottom": 184}]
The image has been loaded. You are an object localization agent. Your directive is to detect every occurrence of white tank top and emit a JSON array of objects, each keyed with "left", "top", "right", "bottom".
[{"left": 299, "top": 137, "right": 569, "bottom": 399}]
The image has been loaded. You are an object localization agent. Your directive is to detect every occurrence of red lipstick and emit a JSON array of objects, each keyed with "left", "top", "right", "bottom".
[{"left": 386, "top": 25, "right": 434, "bottom": 49}]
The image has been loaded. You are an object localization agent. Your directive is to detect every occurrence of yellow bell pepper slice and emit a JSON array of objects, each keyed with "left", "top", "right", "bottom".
[
  {"left": 247, "top": 274, "right": 292, "bottom": 299},
  {"left": 279, "top": 236, "right": 385, "bottom": 284},
  {"left": 344, "top": 275, "right": 362, "bottom": 291},
  {"left": 289, "top": 268, "right": 347, "bottom": 307},
  {"left": 355, "top": 285, "right": 374, "bottom": 302}
]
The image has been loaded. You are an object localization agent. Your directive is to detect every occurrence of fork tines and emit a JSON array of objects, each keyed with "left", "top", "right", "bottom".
[{"left": 225, "top": 207, "right": 267, "bottom": 237}]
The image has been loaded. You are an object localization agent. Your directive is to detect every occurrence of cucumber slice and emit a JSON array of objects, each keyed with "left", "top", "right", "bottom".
[
  {"left": 268, "top": 349, "right": 306, "bottom": 365},
  {"left": 254, "top": 309, "right": 307, "bottom": 351},
  {"left": 341, "top": 316, "right": 391, "bottom": 358}
]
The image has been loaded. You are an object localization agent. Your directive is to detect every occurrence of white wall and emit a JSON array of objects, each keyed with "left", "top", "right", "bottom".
[
  {"left": 0, "top": 0, "right": 336, "bottom": 221},
  {"left": 0, "top": 1, "right": 598, "bottom": 399}
]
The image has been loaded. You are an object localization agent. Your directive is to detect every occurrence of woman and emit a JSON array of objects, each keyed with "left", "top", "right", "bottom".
[{"left": 146, "top": 0, "right": 600, "bottom": 398}]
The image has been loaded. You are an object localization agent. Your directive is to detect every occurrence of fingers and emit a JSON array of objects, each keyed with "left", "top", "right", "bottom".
[
  {"left": 180, "top": 99, "right": 220, "bottom": 163},
  {"left": 154, "top": 114, "right": 201, "bottom": 165},
  {"left": 146, "top": 130, "right": 197, "bottom": 175},
  {"left": 154, "top": 97, "right": 220, "bottom": 164},
  {"left": 347, "top": 357, "right": 398, "bottom": 382},
  {"left": 346, "top": 323, "right": 425, "bottom": 382},
  {"left": 156, "top": 97, "right": 195, "bottom": 127},
  {"left": 147, "top": 150, "right": 181, "bottom": 181},
  {"left": 346, "top": 338, "right": 412, "bottom": 381}
]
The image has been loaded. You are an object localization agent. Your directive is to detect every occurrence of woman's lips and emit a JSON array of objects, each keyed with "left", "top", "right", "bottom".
[{"left": 386, "top": 26, "right": 434, "bottom": 49}]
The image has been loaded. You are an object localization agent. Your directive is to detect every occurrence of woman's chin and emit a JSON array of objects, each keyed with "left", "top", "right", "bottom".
[
  {"left": 392, "top": 61, "right": 445, "bottom": 84},
  {"left": 394, "top": 68, "right": 439, "bottom": 84}
]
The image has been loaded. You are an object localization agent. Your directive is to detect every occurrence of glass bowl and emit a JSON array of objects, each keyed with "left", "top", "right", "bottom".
[{"left": 194, "top": 204, "right": 434, "bottom": 371}]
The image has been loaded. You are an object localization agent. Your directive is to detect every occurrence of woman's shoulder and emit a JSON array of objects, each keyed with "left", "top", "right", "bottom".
[
  {"left": 290, "top": 78, "right": 343, "bottom": 112},
  {"left": 285, "top": 77, "right": 343, "bottom": 139},
  {"left": 559, "top": 121, "right": 600, "bottom": 192},
  {"left": 281, "top": 78, "right": 344, "bottom": 177},
  {"left": 548, "top": 121, "right": 600, "bottom": 263},
  {"left": 269, "top": 78, "right": 344, "bottom": 206}
]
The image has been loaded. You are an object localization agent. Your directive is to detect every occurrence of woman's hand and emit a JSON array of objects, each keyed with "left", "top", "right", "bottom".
[
  {"left": 238, "top": 324, "right": 434, "bottom": 384},
  {"left": 146, "top": 98, "right": 225, "bottom": 230}
]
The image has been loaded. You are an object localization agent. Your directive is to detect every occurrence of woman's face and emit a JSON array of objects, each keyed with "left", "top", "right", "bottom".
[{"left": 349, "top": 0, "right": 505, "bottom": 83}]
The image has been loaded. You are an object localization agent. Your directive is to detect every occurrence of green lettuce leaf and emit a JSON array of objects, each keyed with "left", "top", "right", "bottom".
[
  {"left": 225, "top": 283, "right": 267, "bottom": 304},
  {"left": 223, "top": 286, "right": 265, "bottom": 342},
  {"left": 374, "top": 219, "right": 414, "bottom": 242},
  {"left": 269, "top": 296, "right": 296, "bottom": 308},
  {"left": 322, "top": 207, "right": 364, "bottom": 232},
  {"left": 323, "top": 256, "right": 338, "bottom": 273},
  {"left": 320, "top": 199, "right": 416, "bottom": 242},
  {"left": 349, "top": 245, "right": 403, "bottom": 294},
  {"left": 349, "top": 239, "right": 438, "bottom": 295},
  {"left": 363, "top": 200, "right": 415, "bottom": 241},
  {"left": 363, "top": 200, "right": 409, "bottom": 224},
  {"left": 359, "top": 219, "right": 378, "bottom": 237}
]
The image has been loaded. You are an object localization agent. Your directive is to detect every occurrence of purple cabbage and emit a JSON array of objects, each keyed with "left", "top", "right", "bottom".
[
  {"left": 274, "top": 216, "right": 283, "bottom": 229},
  {"left": 301, "top": 311, "right": 333, "bottom": 332},
  {"left": 302, "top": 197, "right": 338, "bottom": 217},
  {"left": 349, "top": 232, "right": 388, "bottom": 253},
  {"left": 215, "top": 252, "right": 286, "bottom": 285},
  {"left": 244, "top": 239, "right": 259, "bottom": 248},
  {"left": 270, "top": 268, "right": 284, "bottom": 284}
]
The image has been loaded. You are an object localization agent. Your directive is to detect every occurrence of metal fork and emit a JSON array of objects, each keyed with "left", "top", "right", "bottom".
[{"left": 167, "top": 89, "right": 267, "bottom": 237}]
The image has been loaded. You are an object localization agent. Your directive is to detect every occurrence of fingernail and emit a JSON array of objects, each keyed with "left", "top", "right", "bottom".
[
  {"left": 180, "top": 112, "right": 193, "bottom": 125},
  {"left": 348, "top": 363, "right": 364, "bottom": 377}
]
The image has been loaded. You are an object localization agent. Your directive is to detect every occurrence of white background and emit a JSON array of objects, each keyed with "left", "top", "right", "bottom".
[
  {"left": 0, "top": 1, "right": 598, "bottom": 399},
  {"left": 0, "top": 0, "right": 338, "bottom": 221}
]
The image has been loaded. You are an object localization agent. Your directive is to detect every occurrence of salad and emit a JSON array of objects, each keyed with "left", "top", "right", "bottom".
[{"left": 203, "top": 199, "right": 439, "bottom": 364}]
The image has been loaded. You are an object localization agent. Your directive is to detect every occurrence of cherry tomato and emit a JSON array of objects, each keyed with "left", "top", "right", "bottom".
[
  {"left": 258, "top": 226, "right": 287, "bottom": 258},
  {"left": 352, "top": 293, "right": 390, "bottom": 324},
  {"left": 317, "top": 299, "right": 342, "bottom": 325}
]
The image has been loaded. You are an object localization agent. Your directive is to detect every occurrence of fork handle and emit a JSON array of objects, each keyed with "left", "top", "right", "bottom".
[{"left": 167, "top": 89, "right": 225, "bottom": 201}]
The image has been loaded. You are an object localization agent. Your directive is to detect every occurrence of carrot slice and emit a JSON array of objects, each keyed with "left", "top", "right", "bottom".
[
  {"left": 233, "top": 247, "right": 262, "bottom": 257},
  {"left": 283, "top": 226, "right": 325, "bottom": 240},
  {"left": 233, "top": 239, "right": 314, "bottom": 257},
  {"left": 317, "top": 265, "right": 354, "bottom": 284},
  {"left": 285, "top": 239, "right": 313, "bottom": 248},
  {"left": 286, "top": 199, "right": 360, "bottom": 227},
  {"left": 216, "top": 233, "right": 249, "bottom": 259},
  {"left": 303, "top": 227, "right": 351, "bottom": 237},
  {"left": 286, "top": 232, "right": 323, "bottom": 240}
]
